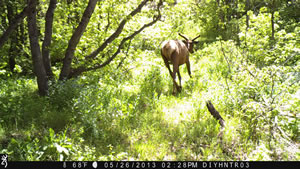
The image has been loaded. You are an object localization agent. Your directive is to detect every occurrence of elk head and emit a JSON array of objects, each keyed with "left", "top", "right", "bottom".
[{"left": 178, "top": 33, "right": 200, "bottom": 54}]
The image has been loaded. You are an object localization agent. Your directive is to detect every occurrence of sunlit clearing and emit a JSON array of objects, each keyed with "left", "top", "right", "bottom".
[{"left": 163, "top": 99, "right": 195, "bottom": 125}]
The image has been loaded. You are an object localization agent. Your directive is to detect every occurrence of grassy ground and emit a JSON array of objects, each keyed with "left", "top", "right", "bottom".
[{"left": 0, "top": 41, "right": 299, "bottom": 161}]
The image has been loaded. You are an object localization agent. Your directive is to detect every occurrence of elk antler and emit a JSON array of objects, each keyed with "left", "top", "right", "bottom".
[
  {"left": 192, "top": 34, "right": 201, "bottom": 41},
  {"left": 178, "top": 33, "right": 188, "bottom": 40}
]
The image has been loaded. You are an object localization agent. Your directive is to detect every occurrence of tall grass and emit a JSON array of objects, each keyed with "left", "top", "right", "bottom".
[{"left": 0, "top": 40, "right": 299, "bottom": 161}]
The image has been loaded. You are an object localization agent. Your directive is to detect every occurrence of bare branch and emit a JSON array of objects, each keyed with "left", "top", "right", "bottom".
[
  {"left": 85, "top": 0, "right": 150, "bottom": 60},
  {"left": 206, "top": 100, "right": 225, "bottom": 128},
  {"left": 59, "top": 0, "right": 98, "bottom": 80},
  {"left": 42, "top": 0, "right": 57, "bottom": 79},
  {"left": 69, "top": 0, "right": 163, "bottom": 78}
]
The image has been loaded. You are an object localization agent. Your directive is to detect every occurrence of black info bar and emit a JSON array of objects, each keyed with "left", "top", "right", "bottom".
[{"left": 0, "top": 160, "right": 299, "bottom": 169}]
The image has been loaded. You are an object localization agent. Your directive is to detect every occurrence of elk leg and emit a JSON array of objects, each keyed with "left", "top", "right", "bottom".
[
  {"left": 172, "top": 63, "right": 181, "bottom": 93},
  {"left": 170, "top": 52, "right": 181, "bottom": 94},
  {"left": 162, "top": 54, "right": 173, "bottom": 77},
  {"left": 177, "top": 69, "right": 182, "bottom": 92},
  {"left": 162, "top": 54, "right": 177, "bottom": 94},
  {"left": 186, "top": 60, "right": 192, "bottom": 78}
]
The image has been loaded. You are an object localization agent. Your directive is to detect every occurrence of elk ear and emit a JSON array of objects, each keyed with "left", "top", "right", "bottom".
[{"left": 193, "top": 41, "right": 199, "bottom": 44}]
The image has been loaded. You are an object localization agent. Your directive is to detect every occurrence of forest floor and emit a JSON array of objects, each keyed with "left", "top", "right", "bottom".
[{"left": 0, "top": 41, "right": 299, "bottom": 161}]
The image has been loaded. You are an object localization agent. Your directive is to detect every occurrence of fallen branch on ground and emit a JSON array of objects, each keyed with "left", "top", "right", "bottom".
[{"left": 206, "top": 100, "right": 225, "bottom": 128}]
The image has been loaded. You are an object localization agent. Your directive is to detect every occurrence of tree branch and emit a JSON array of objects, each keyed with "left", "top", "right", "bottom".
[
  {"left": 85, "top": 0, "right": 150, "bottom": 59},
  {"left": 206, "top": 100, "right": 225, "bottom": 128},
  {"left": 59, "top": 0, "right": 98, "bottom": 80},
  {"left": 42, "top": 0, "right": 57, "bottom": 79},
  {"left": 69, "top": 0, "right": 163, "bottom": 78},
  {"left": 0, "top": 5, "right": 29, "bottom": 48}
]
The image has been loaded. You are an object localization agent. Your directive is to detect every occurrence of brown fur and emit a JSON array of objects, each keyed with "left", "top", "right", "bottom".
[{"left": 161, "top": 33, "right": 200, "bottom": 94}]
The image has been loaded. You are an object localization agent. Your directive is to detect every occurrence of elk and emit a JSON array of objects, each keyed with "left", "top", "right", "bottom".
[{"left": 161, "top": 33, "right": 200, "bottom": 94}]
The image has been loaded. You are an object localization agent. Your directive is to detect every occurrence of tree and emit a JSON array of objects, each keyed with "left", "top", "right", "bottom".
[
  {"left": 0, "top": 0, "right": 164, "bottom": 95},
  {"left": 27, "top": 0, "right": 48, "bottom": 96},
  {"left": 59, "top": 0, "right": 98, "bottom": 80},
  {"left": 42, "top": 0, "right": 57, "bottom": 79},
  {"left": 68, "top": 0, "right": 163, "bottom": 78}
]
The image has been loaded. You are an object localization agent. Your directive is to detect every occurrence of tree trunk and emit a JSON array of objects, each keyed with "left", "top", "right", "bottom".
[
  {"left": 42, "top": 0, "right": 57, "bottom": 79},
  {"left": 7, "top": 2, "right": 16, "bottom": 72},
  {"left": 59, "top": 0, "right": 98, "bottom": 80},
  {"left": 68, "top": 0, "right": 163, "bottom": 78},
  {"left": 271, "top": 12, "right": 275, "bottom": 41},
  {"left": 27, "top": 0, "right": 48, "bottom": 96}
]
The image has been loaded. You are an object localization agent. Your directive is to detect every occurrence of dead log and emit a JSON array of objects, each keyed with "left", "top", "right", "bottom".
[{"left": 206, "top": 100, "right": 225, "bottom": 128}]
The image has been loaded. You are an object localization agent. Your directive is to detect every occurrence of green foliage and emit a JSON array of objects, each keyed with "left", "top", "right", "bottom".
[{"left": 1, "top": 0, "right": 299, "bottom": 161}]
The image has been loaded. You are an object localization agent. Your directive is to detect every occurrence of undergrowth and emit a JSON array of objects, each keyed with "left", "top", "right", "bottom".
[
  {"left": 1, "top": 39, "right": 299, "bottom": 161},
  {"left": 1, "top": 11, "right": 299, "bottom": 159}
]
